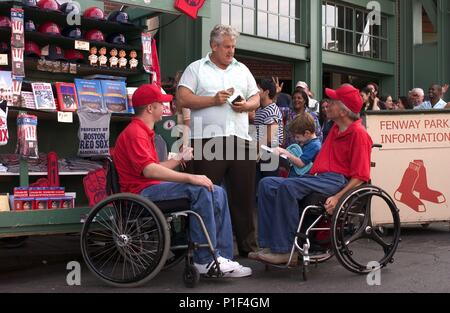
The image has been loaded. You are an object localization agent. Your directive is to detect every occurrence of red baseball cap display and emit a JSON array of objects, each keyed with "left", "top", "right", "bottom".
[
  {"left": 83, "top": 7, "right": 105, "bottom": 20},
  {"left": 325, "top": 84, "right": 363, "bottom": 114},
  {"left": 85, "top": 29, "right": 105, "bottom": 42},
  {"left": 25, "top": 41, "right": 41, "bottom": 57},
  {"left": 37, "top": 0, "right": 59, "bottom": 11},
  {"left": 0, "top": 16, "right": 11, "bottom": 27},
  {"left": 38, "top": 21, "right": 61, "bottom": 35},
  {"left": 132, "top": 84, "right": 173, "bottom": 107}
]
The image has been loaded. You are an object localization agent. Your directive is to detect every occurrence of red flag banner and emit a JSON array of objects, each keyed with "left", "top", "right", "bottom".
[{"left": 174, "top": 0, "right": 206, "bottom": 20}]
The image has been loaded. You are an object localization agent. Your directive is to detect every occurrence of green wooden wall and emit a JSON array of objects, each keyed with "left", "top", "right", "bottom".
[{"left": 157, "top": 0, "right": 449, "bottom": 102}]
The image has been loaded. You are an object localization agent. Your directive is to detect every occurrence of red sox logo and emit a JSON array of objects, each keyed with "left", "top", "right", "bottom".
[
  {"left": 184, "top": 0, "right": 202, "bottom": 6},
  {"left": 174, "top": 0, "right": 205, "bottom": 19}
]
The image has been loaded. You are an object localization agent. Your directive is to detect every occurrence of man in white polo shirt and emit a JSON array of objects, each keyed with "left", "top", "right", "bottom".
[{"left": 177, "top": 24, "right": 260, "bottom": 257}]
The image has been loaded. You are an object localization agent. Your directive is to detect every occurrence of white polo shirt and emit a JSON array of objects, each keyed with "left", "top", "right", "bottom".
[
  {"left": 414, "top": 99, "right": 447, "bottom": 110},
  {"left": 178, "top": 53, "right": 259, "bottom": 141}
]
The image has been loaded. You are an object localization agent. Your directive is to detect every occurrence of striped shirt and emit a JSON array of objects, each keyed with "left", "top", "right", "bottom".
[{"left": 254, "top": 103, "right": 284, "bottom": 147}]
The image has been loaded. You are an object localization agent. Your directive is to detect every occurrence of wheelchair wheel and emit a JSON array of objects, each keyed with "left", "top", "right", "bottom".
[
  {"left": 331, "top": 185, "right": 401, "bottom": 275},
  {"left": 183, "top": 264, "right": 200, "bottom": 288},
  {"left": 81, "top": 193, "right": 170, "bottom": 288}
]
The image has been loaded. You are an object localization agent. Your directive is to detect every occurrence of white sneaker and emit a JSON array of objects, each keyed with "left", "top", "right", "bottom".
[
  {"left": 194, "top": 256, "right": 241, "bottom": 275},
  {"left": 223, "top": 265, "right": 252, "bottom": 278}
]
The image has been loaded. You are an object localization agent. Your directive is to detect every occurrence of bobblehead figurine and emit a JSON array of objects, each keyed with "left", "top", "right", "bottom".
[
  {"left": 98, "top": 47, "right": 108, "bottom": 67},
  {"left": 89, "top": 46, "right": 98, "bottom": 67},
  {"left": 118, "top": 49, "right": 127, "bottom": 68},
  {"left": 129, "top": 50, "right": 138, "bottom": 69},
  {"left": 109, "top": 48, "right": 118, "bottom": 67}
]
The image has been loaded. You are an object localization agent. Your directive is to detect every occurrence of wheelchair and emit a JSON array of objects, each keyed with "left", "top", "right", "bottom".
[
  {"left": 80, "top": 158, "right": 224, "bottom": 288},
  {"left": 262, "top": 145, "right": 401, "bottom": 280}
]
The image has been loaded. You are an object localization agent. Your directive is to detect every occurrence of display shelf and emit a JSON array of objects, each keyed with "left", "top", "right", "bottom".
[
  {"left": 0, "top": 171, "right": 89, "bottom": 176},
  {"left": 0, "top": 1, "right": 145, "bottom": 35},
  {"left": 7, "top": 106, "right": 133, "bottom": 122},
  {"left": 25, "top": 30, "right": 142, "bottom": 53},
  {"left": 24, "top": 57, "right": 145, "bottom": 78},
  {"left": 0, "top": 207, "right": 91, "bottom": 237}
]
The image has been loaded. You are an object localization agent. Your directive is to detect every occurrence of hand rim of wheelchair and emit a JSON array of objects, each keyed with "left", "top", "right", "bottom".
[
  {"left": 80, "top": 193, "right": 171, "bottom": 288},
  {"left": 331, "top": 185, "right": 401, "bottom": 275}
]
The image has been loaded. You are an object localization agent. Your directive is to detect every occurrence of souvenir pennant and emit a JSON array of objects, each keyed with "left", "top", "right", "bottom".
[
  {"left": 174, "top": 0, "right": 206, "bottom": 20},
  {"left": 11, "top": 8, "right": 24, "bottom": 48}
]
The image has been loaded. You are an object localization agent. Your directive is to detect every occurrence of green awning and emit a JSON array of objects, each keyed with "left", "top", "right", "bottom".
[{"left": 107, "top": 0, "right": 210, "bottom": 18}]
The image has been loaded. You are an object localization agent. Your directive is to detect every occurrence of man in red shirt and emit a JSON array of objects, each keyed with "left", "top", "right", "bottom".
[
  {"left": 114, "top": 84, "right": 251, "bottom": 277},
  {"left": 250, "top": 84, "right": 373, "bottom": 265}
]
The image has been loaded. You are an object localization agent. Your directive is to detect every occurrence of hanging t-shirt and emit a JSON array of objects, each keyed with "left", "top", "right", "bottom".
[
  {"left": 78, "top": 111, "right": 111, "bottom": 157},
  {"left": 16, "top": 114, "right": 38, "bottom": 159},
  {"left": 0, "top": 100, "right": 8, "bottom": 146}
]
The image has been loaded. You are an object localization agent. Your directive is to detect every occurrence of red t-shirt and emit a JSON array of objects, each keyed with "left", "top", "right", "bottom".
[
  {"left": 310, "top": 120, "right": 373, "bottom": 182},
  {"left": 113, "top": 118, "right": 161, "bottom": 194}
]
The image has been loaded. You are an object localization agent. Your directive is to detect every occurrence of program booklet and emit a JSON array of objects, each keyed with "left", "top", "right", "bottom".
[
  {"left": 31, "top": 82, "right": 56, "bottom": 110},
  {"left": 260, "top": 145, "right": 291, "bottom": 170},
  {"left": 55, "top": 82, "right": 78, "bottom": 112},
  {"left": 100, "top": 80, "right": 128, "bottom": 114},
  {"left": 74, "top": 79, "right": 106, "bottom": 113}
]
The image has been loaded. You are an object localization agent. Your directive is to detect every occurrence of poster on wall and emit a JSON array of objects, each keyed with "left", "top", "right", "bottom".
[{"left": 141, "top": 32, "right": 152, "bottom": 74}]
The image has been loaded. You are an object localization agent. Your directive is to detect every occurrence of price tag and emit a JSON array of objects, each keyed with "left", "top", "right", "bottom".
[
  {"left": 0, "top": 54, "right": 8, "bottom": 65},
  {"left": 58, "top": 111, "right": 73, "bottom": 123},
  {"left": 75, "top": 40, "right": 90, "bottom": 51}
]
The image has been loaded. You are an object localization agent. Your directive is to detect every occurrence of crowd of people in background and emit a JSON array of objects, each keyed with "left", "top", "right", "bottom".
[{"left": 163, "top": 75, "right": 450, "bottom": 151}]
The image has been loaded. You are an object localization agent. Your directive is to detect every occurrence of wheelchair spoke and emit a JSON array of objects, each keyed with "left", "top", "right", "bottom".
[
  {"left": 128, "top": 241, "right": 158, "bottom": 256},
  {"left": 344, "top": 226, "right": 365, "bottom": 245},
  {"left": 347, "top": 212, "right": 365, "bottom": 218},
  {"left": 95, "top": 211, "right": 121, "bottom": 239},
  {"left": 371, "top": 229, "right": 392, "bottom": 251},
  {"left": 126, "top": 214, "right": 156, "bottom": 235},
  {"left": 124, "top": 202, "right": 144, "bottom": 236},
  {"left": 126, "top": 250, "right": 138, "bottom": 278},
  {"left": 88, "top": 242, "right": 116, "bottom": 260},
  {"left": 123, "top": 245, "right": 152, "bottom": 270},
  {"left": 112, "top": 200, "right": 124, "bottom": 235},
  {"left": 111, "top": 249, "right": 122, "bottom": 276},
  {"left": 89, "top": 231, "right": 115, "bottom": 240},
  {"left": 106, "top": 207, "right": 123, "bottom": 237},
  {"left": 98, "top": 248, "right": 121, "bottom": 274}
]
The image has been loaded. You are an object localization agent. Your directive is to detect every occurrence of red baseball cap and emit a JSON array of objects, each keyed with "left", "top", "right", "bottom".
[
  {"left": 132, "top": 84, "right": 173, "bottom": 107},
  {"left": 325, "top": 84, "right": 363, "bottom": 114}
]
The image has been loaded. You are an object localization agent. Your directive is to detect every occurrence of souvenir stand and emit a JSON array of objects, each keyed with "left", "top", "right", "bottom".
[{"left": 0, "top": 0, "right": 182, "bottom": 239}]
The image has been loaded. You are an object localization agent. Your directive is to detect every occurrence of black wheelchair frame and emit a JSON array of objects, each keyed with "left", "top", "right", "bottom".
[{"left": 80, "top": 158, "right": 224, "bottom": 288}]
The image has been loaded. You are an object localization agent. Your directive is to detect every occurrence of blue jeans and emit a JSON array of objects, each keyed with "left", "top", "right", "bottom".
[
  {"left": 257, "top": 173, "right": 348, "bottom": 253},
  {"left": 141, "top": 183, "right": 233, "bottom": 264}
]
